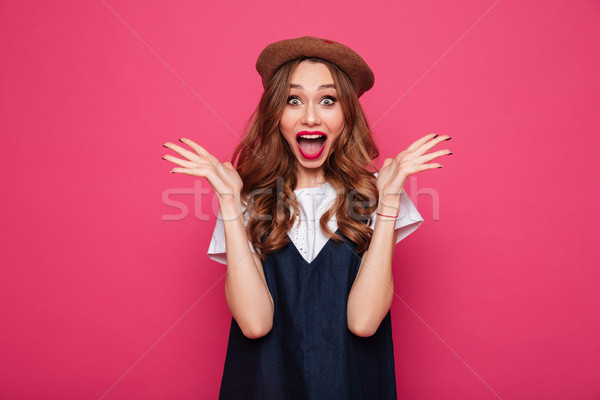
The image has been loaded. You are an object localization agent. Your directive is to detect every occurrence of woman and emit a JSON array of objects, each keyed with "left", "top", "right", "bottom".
[{"left": 162, "top": 36, "right": 452, "bottom": 399}]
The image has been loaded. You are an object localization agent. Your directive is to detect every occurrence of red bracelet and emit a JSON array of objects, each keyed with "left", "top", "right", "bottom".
[{"left": 376, "top": 212, "right": 398, "bottom": 219}]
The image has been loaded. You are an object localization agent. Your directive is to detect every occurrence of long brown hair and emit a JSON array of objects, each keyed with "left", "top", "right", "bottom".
[{"left": 231, "top": 57, "right": 380, "bottom": 261}]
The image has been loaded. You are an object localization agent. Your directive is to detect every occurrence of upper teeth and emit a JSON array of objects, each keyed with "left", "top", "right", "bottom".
[{"left": 299, "top": 134, "right": 324, "bottom": 139}]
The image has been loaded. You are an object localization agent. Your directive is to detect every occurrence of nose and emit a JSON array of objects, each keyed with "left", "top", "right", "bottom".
[{"left": 301, "top": 102, "right": 321, "bottom": 126}]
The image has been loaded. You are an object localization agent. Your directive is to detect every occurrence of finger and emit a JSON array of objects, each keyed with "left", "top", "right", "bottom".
[
  {"left": 406, "top": 133, "right": 439, "bottom": 152},
  {"left": 413, "top": 134, "right": 452, "bottom": 156},
  {"left": 163, "top": 142, "right": 203, "bottom": 163},
  {"left": 414, "top": 163, "right": 443, "bottom": 172},
  {"left": 162, "top": 154, "right": 202, "bottom": 169},
  {"left": 179, "top": 138, "right": 220, "bottom": 165},
  {"left": 381, "top": 158, "right": 393, "bottom": 168},
  {"left": 222, "top": 161, "right": 236, "bottom": 170},
  {"left": 396, "top": 162, "right": 442, "bottom": 178},
  {"left": 170, "top": 165, "right": 215, "bottom": 177},
  {"left": 414, "top": 148, "right": 452, "bottom": 164}
]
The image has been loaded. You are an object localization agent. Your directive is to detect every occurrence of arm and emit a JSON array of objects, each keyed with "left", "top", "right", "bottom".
[
  {"left": 163, "top": 137, "right": 274, "bottom": 339},
  {"left": 346, "top": 194, "right": 400, "bottom": 337},
  {"left": 220, "top": 197, "right": 274, "bottom": 339},
  {"left": 347, "top": 133, "right": 452, "bottom": 337}
]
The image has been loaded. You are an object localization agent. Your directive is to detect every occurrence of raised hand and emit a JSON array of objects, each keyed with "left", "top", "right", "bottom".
[
  {"left": 376, "top": 133, "right": 452, "bottom": 213},
  {"left": 162, "top": 138, "right": 243, "bottom": 207}
]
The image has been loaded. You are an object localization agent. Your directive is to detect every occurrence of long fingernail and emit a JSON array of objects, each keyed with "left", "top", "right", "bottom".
[
  {"left": 448, "top": 152, "right": 453, "bottom": 155},
  {"left": 162, "top": 144, "right": 168, "bottom": 148},
  {"left": 178, "top": 138, "right": 184, "bottom": 143},
  {"left": 438, "top": 165, "right": 443, "bottom": 168},
  {"left": 433, "top": 134, "right": 438, "bottom": 138},
  {"left": 445, "top": 137, "right": 452, "bottom": 141}
]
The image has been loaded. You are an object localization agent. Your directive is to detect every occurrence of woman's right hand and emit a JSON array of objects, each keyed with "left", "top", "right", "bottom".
[
  {"left": 164, "top": 138, "right": 272, "bottom": 338},
  {"left": 162, "top": 138, "right": 243, "bottom": 209}
]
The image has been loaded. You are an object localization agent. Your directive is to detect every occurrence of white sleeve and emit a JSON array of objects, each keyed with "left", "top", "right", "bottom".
[
  {"left": 207, "top": 204, "right": 257, "bottom": 265},
  {"left": 371, "top": 173, "right": 424, "bottom": 244},
  {"left": 370, "top": 188, "right": 424, "bottom": 244}
]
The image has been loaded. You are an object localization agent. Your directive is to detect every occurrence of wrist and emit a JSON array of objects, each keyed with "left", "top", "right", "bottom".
[
  {"left": 219, "top": 195, "right": 243, "bottom": 222},
  {"left": 378, "top": 194, "right": 400, "bottom": 212},
  {"left": 376, "top": 191, "right": 400, "bottom": 219}
]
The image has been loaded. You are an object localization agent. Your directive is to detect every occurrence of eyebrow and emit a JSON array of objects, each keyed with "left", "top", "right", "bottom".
[{"left": 289, "top": 83, "right": 337, "bottom": 90}]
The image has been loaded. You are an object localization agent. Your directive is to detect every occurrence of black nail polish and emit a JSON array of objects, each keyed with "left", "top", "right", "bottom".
[
  {"left": 178, "top": 138, "right": 184, "bottom": 143},
  {"left": 438, "top": 165, "right": 443, "bottom": 168},
  {"left": 433, "top": 134, "right": 438, "bottom": 138},
  {"left": 448, "top": 152, "right": 453, "bottom": 155},
  {"left": 161, "top": 157, "right": 166, "bottom": 160},
  {"left": 162, "top": 144, "right": 168, "bottom": 148},
  {"left": 445, "top": 137, "right": 452, "bottom": 141}
]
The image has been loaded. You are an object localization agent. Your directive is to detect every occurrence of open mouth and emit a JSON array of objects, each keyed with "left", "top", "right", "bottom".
[{"left": 296, "top": 131, "right": 327, "bottom": 160}]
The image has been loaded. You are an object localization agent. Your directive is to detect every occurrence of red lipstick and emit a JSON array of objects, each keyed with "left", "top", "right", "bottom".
[{"left": 295, "top": 131, "right": 328, "bottom": 160}]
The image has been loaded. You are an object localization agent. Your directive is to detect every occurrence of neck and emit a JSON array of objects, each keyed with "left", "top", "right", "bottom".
[{"left": 295, "top": 167, "right": 326, "bottom": 190}]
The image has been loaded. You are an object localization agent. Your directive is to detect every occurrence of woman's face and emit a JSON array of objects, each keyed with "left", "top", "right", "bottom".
[{"left": 279, "top": 60, "right": 345, "bottom": 177}]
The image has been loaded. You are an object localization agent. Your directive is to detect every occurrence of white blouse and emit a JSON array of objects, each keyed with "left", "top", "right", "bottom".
[{"left": 207, "top": 177, "right": 424, "bottom": 265}]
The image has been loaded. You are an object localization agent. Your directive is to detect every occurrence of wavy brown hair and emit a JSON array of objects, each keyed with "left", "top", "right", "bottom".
[{"left": 231, "top": 57, "right": 380, "bottom": 261}]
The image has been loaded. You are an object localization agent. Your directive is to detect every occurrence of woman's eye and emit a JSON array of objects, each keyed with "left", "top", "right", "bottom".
[
  {"left": 287, "top": 96, "right": 301, "bottom": 106},
  {"left": 322, "top": 96, "right": 336, "bottom": 106}
]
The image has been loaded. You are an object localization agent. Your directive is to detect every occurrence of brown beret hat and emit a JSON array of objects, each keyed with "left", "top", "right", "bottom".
[{"left": 255, "top": 36, "right": 375, "bottom": 98}]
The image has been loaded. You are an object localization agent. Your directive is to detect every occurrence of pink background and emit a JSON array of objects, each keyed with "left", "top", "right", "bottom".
[{"left": 1, "top": 0, "right": 599, "bottom": 399}]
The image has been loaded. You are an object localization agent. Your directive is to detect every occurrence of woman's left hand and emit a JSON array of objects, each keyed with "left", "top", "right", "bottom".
[{"left": 376, "top": 133, "right": 452, "bottom": 211}]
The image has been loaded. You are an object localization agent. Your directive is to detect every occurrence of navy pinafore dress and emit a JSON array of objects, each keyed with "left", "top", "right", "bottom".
[{"left": 219, "top": 229, "right": 397, "bottom": 399}]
